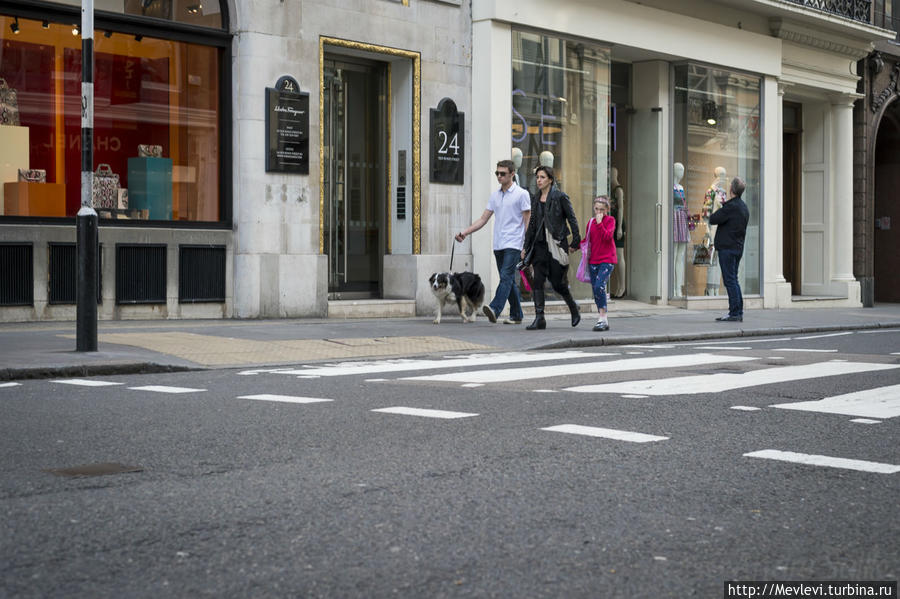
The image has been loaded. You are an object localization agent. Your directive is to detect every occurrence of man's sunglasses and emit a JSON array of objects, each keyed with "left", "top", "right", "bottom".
[{"left": 495, "top": 171, "right": 510, "bottom": 177}]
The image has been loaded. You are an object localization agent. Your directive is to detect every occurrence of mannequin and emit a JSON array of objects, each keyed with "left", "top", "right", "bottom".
[
  {"left": 539, "top": 150, "right": 554, "bottom": 168},
  {"left": 703, "top": 166, "right": 728, "bottom": 296},
  {"left": 609, "top": 166, "right": 626, "bottom": 297},
  {"left": 511, "top": 147, "right": 523, "bottom": 187},
  {"left": 673, "top": 162, "right": 689, "bottom": 296}
]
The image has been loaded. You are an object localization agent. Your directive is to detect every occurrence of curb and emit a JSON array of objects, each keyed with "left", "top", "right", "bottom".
[
  {"left": 0, "top": 362, "right": 199, "bottom": 382},
  {"left": 533, "top": 322, "right": 900, "bottom": 350}
]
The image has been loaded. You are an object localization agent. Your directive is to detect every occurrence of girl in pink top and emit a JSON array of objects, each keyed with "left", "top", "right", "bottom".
[{"left": 585, "top": 196, "right": 617, "bottom": 331}]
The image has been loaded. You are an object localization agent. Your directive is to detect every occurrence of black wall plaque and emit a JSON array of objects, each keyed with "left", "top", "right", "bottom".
[
  {"left": 430, "top": 98, "right": 464, "bottom": 184},
  {"left": 266, "top": 78, "right": 309, "bottom": 174}
]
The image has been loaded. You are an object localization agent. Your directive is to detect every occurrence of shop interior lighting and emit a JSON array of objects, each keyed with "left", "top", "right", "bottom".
[
  {"left": 72, "top": 24, "right": 79, "bottom": 36},
  {"left": 134, "top": 34, "right": 143, "bottom": 41},
  {"left": 10, "top": 17, "right": 20, "bottom": 34},
  {"left": 42, "top": 20, "right": 50, "bottom": 29},
  {"left": 702, "top": 100, "right": 718, "bottom": 126},
  {"left": 187, "top": 3, "right": 203, "bottom": 14},
  {"left": 103, "top": 30, "right": 112, "bottom": 37}
]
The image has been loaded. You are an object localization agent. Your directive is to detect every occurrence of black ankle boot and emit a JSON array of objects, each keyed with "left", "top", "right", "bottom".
[
  {"left": 526, "top": 314, "right": 546, "bottom": 330},
  {"left": 562, "top": 291, "right": 581, "bottom": 327}
]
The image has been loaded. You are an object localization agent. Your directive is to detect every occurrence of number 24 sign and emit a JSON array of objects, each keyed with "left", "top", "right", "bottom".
[{"left": 430, "top": 98, "right": 464, "bottom": 185}]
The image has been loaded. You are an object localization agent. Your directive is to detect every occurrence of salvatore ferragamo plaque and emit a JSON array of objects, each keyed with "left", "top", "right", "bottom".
[{"left": 266, "top": 76, "right": 309, "bottom": 174}]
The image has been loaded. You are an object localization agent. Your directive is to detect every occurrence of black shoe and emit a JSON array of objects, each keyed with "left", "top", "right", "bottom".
[
  {"left": 526, "top": 315, "right": 546, "bottom": 330},
  {"left": 571, "top": 309, "right": 581, "bottom": 328},
  {"left": 592, "top": 320, "right": 609, "bottom": 332},
  {"left": 715, "top": 315, "right": 742, "bottom": 322}
]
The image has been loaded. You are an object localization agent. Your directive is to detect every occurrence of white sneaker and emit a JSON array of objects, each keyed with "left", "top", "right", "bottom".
[{"left": 482, "top": 305, "right": 497, "bottom": 323}]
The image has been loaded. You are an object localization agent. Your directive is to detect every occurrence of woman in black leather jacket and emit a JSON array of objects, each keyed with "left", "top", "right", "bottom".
[{"left": 521, "top": 166, "right": 581, "bottom": 329}]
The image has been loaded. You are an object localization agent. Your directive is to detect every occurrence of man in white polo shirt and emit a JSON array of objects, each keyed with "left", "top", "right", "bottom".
[{"left": 456, "top": 159, "right": 532, "bottom": 324}]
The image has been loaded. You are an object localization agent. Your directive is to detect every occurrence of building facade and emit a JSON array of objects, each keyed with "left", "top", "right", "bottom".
[
  {"left": 0, "top": 0, "right": 893, "bottom": 322},
  {"left": 855, "top": 0, "right": 900, "bottom": 306}
]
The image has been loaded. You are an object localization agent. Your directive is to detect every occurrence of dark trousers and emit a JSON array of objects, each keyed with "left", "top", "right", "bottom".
[
  {"left": 530, "top": 240, "right": 578, "bottom": 315},
  {"left": 717, "top": 248, "right": 743, "bottom": 317}
]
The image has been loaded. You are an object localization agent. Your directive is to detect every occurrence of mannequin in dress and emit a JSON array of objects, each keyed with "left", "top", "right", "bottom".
[
  {"left": 673, "top": 162, "right": 689, "bottom": 296},
  {"left": 704, "top": 166, "right": 728, "bottom": 295},
  {"left": 512, "top": 147, "right": 523, "bottom": 187},
  {"left": 609, "top": 166, "right": 626, "bottom": 297}
]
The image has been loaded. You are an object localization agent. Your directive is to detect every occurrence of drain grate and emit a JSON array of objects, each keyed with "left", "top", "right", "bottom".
[{"left": 43, "top": 462, "right": 143, "bottom": 478}]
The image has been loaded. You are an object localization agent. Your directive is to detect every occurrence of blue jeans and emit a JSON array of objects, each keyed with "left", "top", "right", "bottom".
[
  {"left": 589, "top": 263, "right": 615, "bottom": 311},
  {"left": 717, "top": 248, "right": 743, "bottom": 317},
  {"left": 491, "top": 248, "right": 524, "bottom": 320}
]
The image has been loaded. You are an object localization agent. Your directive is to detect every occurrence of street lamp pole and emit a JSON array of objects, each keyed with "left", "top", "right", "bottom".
[{"left": 76, "top": 0, "right": 98, "bottom": 351}]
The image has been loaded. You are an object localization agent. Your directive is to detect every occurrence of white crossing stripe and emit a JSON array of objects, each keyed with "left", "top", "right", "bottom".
[
  {"left": 542, "top": 424, "right": 668, "bottom": 443},
  {"left": 770, "top": 384, "right": 900, "bottom": 419},
  {"left": 238, "top": 351, "right": 610, "bottom": 378},
  {"left": 0, "top": 382, "right": 21, "bottom": 388},
  {"left": 51, "top": 379, "right": 122, "bottom": 387},
  {"left": 744, "top": 450, "right": 900, "bottom": 474},
  {"left": 237, "top": 394, "right": 333, "bottom": 404},
  {"left": 402, "top": 353, "right": 756, "bottom": 384},
  {"left": 773, "top": 348, "right": 837, "bottom": 353},
  {"left": 730, "top": 406, "right": 761, "bottom": 411},
  {"left": 694, "top": 346, "right": 752, "bottom": 351},
  {"left": 850, "top": 419, "right": 881, "bottom": 424},
  {"left": 566, "top": 361, "right": 900, "bottom": 396},
  {"left": 371, "top": 407, "right": 478, "bottom": 419},
  {"left": 128, "top": 385, "right": 206, "bottom": 394},
  {"left": 794, "top": 332, "right": 853, "bottom": 340}
]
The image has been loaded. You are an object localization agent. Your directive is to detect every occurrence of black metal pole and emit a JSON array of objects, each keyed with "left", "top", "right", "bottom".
[{"left": 76, "top": 0, "right": 97, "bottom": 352}]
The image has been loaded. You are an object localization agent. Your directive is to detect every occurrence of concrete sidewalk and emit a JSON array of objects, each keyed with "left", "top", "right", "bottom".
[{"left": 2, "top": 300, "right": 900, "bottom": 380}]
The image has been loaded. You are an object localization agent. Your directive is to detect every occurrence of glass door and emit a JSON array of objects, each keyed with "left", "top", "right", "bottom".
[
  {"left": 628, "top": 108, "right": 663, "bottom": 302},
  {"left": 323, "top": 58, "right": 387, "bottom": 299}
]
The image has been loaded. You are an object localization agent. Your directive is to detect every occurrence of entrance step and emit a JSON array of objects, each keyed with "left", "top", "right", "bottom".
[{"left": 328, "top": 299, "right": 416, "bottom": 319}]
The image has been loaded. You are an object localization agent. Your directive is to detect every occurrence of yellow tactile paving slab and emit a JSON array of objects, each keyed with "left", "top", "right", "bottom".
[{"left": 71, "top": 332, "right": 494, "bottom": 367}]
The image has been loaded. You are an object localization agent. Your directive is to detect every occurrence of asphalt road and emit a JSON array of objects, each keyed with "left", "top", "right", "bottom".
[{"left": 2, "top": 330, "right": 899, "bottom": 598}]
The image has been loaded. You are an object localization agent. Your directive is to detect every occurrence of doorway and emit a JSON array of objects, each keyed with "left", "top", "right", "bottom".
[
  {"left": 874, "top": 104, "right": 900, "bottom": 302},
  {"left": 783, "top": 101, "right": 802, "bottom": 295},
  {"left": 323, "top": 57, "right": 388, "bottom": 299}
]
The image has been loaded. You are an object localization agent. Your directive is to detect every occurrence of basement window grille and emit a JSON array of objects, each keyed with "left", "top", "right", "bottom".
[
  {"left": 179, "top": 245, "right": 226, "bottom": 303},
  {"left": 0, "top": 243, "right": 33, "bottom": 306},
  {"left": 48, "top": 243, "right": 102, "bottom": 304},
  {"left": 116, "top": 244, "right": 167, "bottom": 304}
]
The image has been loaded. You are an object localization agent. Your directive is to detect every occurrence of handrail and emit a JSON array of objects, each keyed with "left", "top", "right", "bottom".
[{"left": 781, "top": 0, "right": 872, "bottom": 24}]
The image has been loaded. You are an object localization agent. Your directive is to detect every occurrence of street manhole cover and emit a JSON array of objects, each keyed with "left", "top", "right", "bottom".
[{"left": 43, "top": 462, "right": 143, "bottom": 478}]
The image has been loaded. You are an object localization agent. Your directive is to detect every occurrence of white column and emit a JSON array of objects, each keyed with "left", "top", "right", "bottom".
[
  {"left": 471, "top": 19, "right": 512, "bottom": 292},
  {"left": 830, "top": 94, "right": 857, "bottom": 284},
  {"left": 762, "top": 76, "right": 792, "bottom": 307}
]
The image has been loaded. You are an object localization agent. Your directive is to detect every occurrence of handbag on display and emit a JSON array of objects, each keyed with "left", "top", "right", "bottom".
[
  {"left": 0, "top": 78, "right": 20, "bottom": 126},
  {"left": 137, "top": 144, "right": 163, "bottom": 158},
  {"left": 692, "top": 234, "right": 713, "bottom": 266},
  {"left": 18, "top": 169, "right": 47, "bottom": 183},
  {"left": 92, "top": 164, "right": 120, "bottom": 210}
]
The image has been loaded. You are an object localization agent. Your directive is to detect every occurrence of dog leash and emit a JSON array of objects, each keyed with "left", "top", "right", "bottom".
[{"left": 449, "top": 238, "right": 456, "bottom": 272}]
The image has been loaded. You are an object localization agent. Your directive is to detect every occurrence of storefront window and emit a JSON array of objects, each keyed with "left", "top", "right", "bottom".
[
  {"left": 511, "top": 30, "right": 610, "bottom": 298},
  {"left": 1, "top": 14, "right": 222, "bottom": 222},
  {"left": 673, "top": 64, "right": 761, "bottom": 298}
]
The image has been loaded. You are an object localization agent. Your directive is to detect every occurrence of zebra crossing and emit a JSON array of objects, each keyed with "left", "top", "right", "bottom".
[{"left": 5, "top": 343, "right": 899, "bottom": 475}]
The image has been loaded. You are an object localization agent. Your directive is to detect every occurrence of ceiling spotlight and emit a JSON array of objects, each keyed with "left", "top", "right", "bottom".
[
  {"left": 72, "top": 24, "right": 79, "bottom": 36},
  {"left": 103, "top": 30, "right": 112, "bottom": 38},
  {"left": 10, "top": 17, "right": 20, "bottom": 34},
  {"left": 187, "top": 3, "right": 203, "bottom": 14},
  {"left": 702, "top": 100, "right": 718, "bottom": 126},
  {"left": 42, "top": 20, "right": 50, "bottom": 29}
]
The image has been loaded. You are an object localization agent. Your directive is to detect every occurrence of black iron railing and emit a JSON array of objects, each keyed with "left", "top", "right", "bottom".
[{"left": 783, "top": 0, "right": 873, "bottom": 23}]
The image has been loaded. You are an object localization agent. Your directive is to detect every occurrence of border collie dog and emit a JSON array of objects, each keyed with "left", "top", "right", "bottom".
[{"left": 429, "top": 271, "right": 486, "bottom": 324}]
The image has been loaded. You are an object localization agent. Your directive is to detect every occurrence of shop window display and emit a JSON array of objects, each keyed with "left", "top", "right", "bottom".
[
  {"left": 511, "top": 30, "right": 610, "bottom": 298},
  {"left": 0, "top": 14, "right": 221, "bottom": 222},
  {"left": 673, "top": 64, "right": 761, "bottom": 297}
]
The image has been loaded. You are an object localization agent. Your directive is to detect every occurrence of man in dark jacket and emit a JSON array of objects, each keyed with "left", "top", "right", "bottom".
[{"left": 709, "top": 176, "right": 750, "bottom": 322}]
